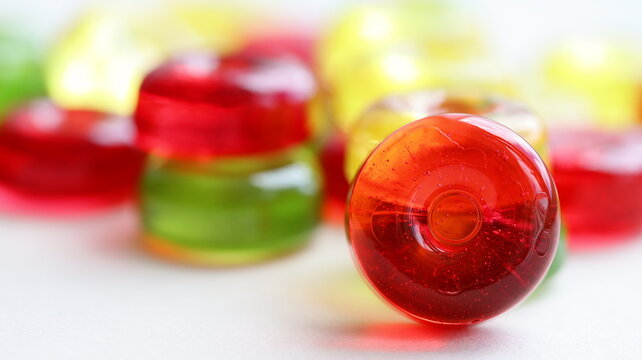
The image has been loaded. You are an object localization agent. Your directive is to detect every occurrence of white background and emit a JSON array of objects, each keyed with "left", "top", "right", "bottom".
[
  {"left": 1, "top": 0, "right": 642, "bottom": 359},
  {"left": 0, "top": 204, "right": 641, "bottom": 359}
]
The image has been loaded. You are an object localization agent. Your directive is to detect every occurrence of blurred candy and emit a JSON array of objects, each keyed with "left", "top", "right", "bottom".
[
  {"left": 318, "top": 0, "right": 510, "bottom": 131},
  {"left": 530, "top": 38, "right": 642, "bottom": 128},
  {"left": 551, "top": 128, "right": 642, "bottom": 249},
  {"left": 345, "top": 90, "right": 547, "bottom": 179},
  {"left": 46, "top": 7, "right": 248, "bottom": 115},
  {"left": 142, "top": 150, "right": 321, "bottom": 265},
  {"left": 241, "top": 31, "right": 316, "bottom": 66},
  {"left": 0, "top": 100, "right": 143, "bottom": 215},
  {"left": 319, "top": 131, "right": 349, "bottom": 225},
  {"left": 318, "top": 0, "right": 483, "bottom": 87},
  {"left": 348, "top": 114, "right": 559, "bottom": 325},
  {"left": 135, "top": 53, "right": 321, "bottom": 265},
  {"left": 135, "top": 53, "right": 316, "bottom": 158},
  {"left": 0, "top": 31, "right": 45, "bottom": 117},
  {"left": 326, "top": 46, "right": 511, "bottom": 132}
]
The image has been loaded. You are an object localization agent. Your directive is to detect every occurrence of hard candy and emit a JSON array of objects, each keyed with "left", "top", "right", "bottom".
[{"left": 347, "top": 114, "right": 560, "bottom": 324}]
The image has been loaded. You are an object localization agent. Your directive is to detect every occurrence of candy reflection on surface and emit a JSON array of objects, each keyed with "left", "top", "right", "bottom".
[
  {"left": 550, "top": 128, "right": 642, "bottom": 249},
  {"left": 347, "top": 114, "right": 559, "bottom": 325},
  {"left": 0, "top": 99, "right": 143, "bottom": 215}
]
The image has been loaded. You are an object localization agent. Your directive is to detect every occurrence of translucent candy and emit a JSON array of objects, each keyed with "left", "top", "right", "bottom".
[
  {"left": 135, "top": 52, "right": 321, "bottom": 265},
  {"left": 135, "top": 53, "right": 317, "bottom": 158},
  {"left": 528, "top": 38, "right": 642, "bottom": 128},
  {"left": 141, "top": 149, "right": 321, "bottom": 265},
  {"left": 46, "top": 6, "right": 248, "bottom": 115},
  {"left": 347, "top": 114, "right": 560, "bottom": 324},
  {"left": 551, "top": 128, "right": 642, "bottom": 248},
  {"left": 0, "top": 100, "right": 143, "bottom": 215},
  {"left": 0, "top": 31, "right": 45, "bottom": 116}
]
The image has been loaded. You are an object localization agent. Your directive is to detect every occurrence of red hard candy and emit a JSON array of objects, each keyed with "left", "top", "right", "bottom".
[
  {"left": 550, "top": 128, "right": 642, "bottom": 248},
  {"left": 0, "top": 100, "right": 143, "bottom": 215},
  {"left": 347, "top": 114, "right": 560, "bottom": 325},
  {"left": 134, "top": 53, "right": 317, "bottom": 159}
]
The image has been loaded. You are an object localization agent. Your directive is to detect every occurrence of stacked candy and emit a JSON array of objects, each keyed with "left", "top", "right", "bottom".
[{"left": 134, "top": 53, "right": 322, "bottom": 265}]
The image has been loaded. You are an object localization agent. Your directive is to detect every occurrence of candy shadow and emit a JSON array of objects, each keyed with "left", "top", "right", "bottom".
[
  {"left": 296, "top": 267, "right": 507, "bottom": 353},
  {"left": 321, "top": 321, "right": 503, "bottom": 353}
]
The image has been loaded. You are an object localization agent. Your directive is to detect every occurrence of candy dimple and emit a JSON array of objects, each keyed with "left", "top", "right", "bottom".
[{"left": 347, "top": 114, "right": 559, "bottom": 325}]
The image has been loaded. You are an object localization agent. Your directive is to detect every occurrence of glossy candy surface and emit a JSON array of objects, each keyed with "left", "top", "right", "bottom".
[
  {"left": 348, "top": 114, "right": 560, "bottom": 324},
  {"left": 135, "top": 53, "right": 316, "bottom": 159},
  {"left": 141, "top": 148, "right": 321, "bottom": 265},
  {"left": 345, "top": 90, "right": 547, "bottom": 179},
  {"left": 0, "top": 100, "right": 143, "bottom": 215},
  {"left": 551, "top": 128, "right": 642, "bottom": 248},
  {"left": 0, "top": 32, "right": 45, "bottom": 116}
]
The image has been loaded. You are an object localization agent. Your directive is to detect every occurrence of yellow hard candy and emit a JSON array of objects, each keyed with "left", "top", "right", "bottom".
[
  {"left": 328, "top": 46, "right": 513, "bottom": 132},
  {"left": 46, "top": 6, "right": 248, "bottom": 115},
  {"left": 317, "top": 1, "right": 512, "bottom": 131},
  {"left": 529, "top": 38, "right": 642, "bottom": 128},
  {"left": 318, "top": 0, "right": 484, "bottom": 87},
  {"left": 345, "top": 90, "right": 548, "bottom": 180}
]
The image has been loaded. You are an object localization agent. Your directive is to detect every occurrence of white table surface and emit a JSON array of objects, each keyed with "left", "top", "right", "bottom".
[{"left": 0, "top": 203, "right": 641, "bottom": 359}]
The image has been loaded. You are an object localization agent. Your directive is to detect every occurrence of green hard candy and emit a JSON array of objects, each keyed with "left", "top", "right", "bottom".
[
  {"left": 0, "top": 31, "right": 45, "bottom": 117},
  {"left": 141, "top": 147, "right": 322, "bottom": 265}
]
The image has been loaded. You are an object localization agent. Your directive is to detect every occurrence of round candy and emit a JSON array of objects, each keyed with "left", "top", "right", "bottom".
[
  {"left": 550, "top": 128, "right": 642, "bottom": 248},
  {"left": 347, "top": 114, "right": 560, "bottom": 325},
  {"left": 345, "top": 90, "right": 547, "bottom": 179},
  {"left": 529, "top": 38, "right": 642, "bottom": 128},
  {"left": 0, "top": 31, "right": 45, "bottom": 117},
  {"left": 135, "top": 53, "right": 317, "bottom": 159},
  {"left": 0, "top": 100, "right": 143, "bottom": 215},
  {"left": 141, "top": 148, "right": 322, "bottom": 265}
]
